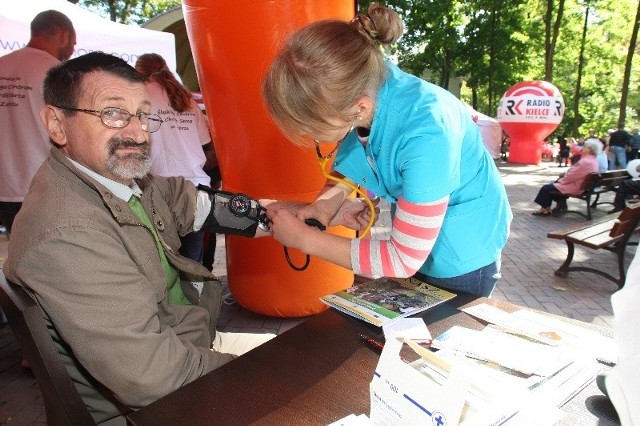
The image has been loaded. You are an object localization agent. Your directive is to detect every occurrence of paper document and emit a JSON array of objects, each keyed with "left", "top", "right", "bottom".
[{"left": 431, "top": 325, "right": 574, "bottom": 377}]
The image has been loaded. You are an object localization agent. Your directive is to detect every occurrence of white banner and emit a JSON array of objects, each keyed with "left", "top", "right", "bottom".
[{"left": 0, "top": 0, "right": 176, "bottom": 70}]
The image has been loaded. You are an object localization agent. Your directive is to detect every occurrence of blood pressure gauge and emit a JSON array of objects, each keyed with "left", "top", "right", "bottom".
[{"left": 229, "top": 194, "right": 252, "bottom": 217}]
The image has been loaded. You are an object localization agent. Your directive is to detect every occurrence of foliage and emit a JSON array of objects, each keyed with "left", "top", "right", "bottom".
[
  {"left": 77, "top": 0, "right": 180, "bottom": 26},
  {"left": 80, "top": 0, "right": 639, "bottom": 134},
  {"left": 359, "top": 0, "right": 639, "bottom": 134},
  {"left": 459, "top": 0, "right": 531, "bottom": 113}
]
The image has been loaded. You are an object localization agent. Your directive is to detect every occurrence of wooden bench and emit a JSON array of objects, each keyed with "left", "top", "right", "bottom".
[
  {"left": 560, "top": 170, "right": 630, "bottom": 220},
  {"left": 547, "top": 202, "right": 640, "bottom": 288}
]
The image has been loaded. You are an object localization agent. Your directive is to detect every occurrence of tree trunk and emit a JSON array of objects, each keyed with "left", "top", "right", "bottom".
[
  {"left": 619, "top": 0, "right": 640, "bottom": 128},
  {"left": 571, "top": 3, "right": 591, "bottom": 137},
  {"left": 487, "top": 4, "right": 499, "bottom": 113},
  {"left": 544, "top": 0, "right": 565, "bottom": 81}
]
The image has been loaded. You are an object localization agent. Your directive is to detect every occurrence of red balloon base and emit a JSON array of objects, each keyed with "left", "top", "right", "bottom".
[{"left": 508, "top": 138, "right": 542, "bottom": 165}]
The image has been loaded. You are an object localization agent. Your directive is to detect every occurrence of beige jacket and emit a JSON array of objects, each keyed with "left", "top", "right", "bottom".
[{"left": 5, "top": 148, "right": 233, "bottom": 425}]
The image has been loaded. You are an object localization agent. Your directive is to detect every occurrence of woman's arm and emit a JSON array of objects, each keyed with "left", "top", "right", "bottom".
[
  {"left": 296, "top": 172, "right": 355, "bottom": 226},
  {"left": 266, "top": 196, "right": 448, "bottom": 276}
]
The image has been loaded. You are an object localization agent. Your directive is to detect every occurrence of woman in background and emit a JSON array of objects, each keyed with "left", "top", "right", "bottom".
[
  {"left": 136, "top": 53, "right": 217, "bottom": 263},
  {"left": 531, "top": 138, "right": 601, "bottom": 216}
]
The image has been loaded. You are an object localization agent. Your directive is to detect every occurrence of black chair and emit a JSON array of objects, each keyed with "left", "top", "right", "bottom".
[{"left": 0, "top": 270, "right": 95, "bottom": 425}]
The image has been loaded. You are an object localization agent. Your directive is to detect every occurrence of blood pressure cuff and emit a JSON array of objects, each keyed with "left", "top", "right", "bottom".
[{"left": 198, "top": 185, "right": 263, "bottom": 238}]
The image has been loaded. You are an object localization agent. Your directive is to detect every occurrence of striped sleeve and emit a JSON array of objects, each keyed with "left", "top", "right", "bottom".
[{"left": 351, "top": 196, "right": 448, "bottom": 278}]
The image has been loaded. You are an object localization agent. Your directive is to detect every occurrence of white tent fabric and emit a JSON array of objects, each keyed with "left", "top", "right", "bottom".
[
  {"left": 0, "top": 0, "right": 176, "bottom": 70},
  {"left": 467, "top": 104, "right": 503, "bottom": 159}
]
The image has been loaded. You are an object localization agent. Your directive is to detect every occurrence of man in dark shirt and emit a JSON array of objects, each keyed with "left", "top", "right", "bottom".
[{"left": 608, "top": 126, "right": 631, "bottom": 170}]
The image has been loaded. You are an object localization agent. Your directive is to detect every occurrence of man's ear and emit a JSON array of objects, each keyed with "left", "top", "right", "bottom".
[{"left": 40, "top": 106, "right": 67, "bottom": 147}]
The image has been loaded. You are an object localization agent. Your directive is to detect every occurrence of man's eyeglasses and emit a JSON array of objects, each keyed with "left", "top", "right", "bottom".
[{"left": 54, "top": 106, "right": 163, "bottom": 133}]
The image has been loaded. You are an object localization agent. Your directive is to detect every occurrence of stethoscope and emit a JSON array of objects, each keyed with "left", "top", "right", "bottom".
[{"left": 283, "top": 126, "right": 377, "bottom": 271}]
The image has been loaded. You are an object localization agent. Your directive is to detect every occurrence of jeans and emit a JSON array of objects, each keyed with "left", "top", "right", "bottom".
[
  {"left": 415, "top": 255, "right": 502, "bottom": 297},
  {"left": 609, "top": 145, "right": 627, "bottom": 170}
]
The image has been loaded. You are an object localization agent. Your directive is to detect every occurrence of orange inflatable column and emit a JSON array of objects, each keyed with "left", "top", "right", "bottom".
[{"left": 182, "top": 0, "right": 356, "bottom": 317}]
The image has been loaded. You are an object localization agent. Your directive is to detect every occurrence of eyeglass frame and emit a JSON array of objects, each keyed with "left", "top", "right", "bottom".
[{"left": 53, "top": 106, "right": 163, "bottom": 133}]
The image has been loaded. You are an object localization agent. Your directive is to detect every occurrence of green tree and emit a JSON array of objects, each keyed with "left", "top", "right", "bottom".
[
  {"left": 354, "top": 0, "right": 640, "bottom": 131},
  {"left": 570, "top": 0, "right": 593, "bottom": 136},
  {"left": 77, "top": 0, "right": 179, "bottom": 25},
  {"left": 618, "top": 0, "right": 640, "bottom": 127},
  {"left": 459, "top": 0, "right": 530, "bottom": 114},
  {"left": 366, "top": 0, "right": 465, "bottom": 90}
]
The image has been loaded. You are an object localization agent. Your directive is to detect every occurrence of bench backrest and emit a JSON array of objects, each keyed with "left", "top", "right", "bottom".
[
  {"left": 0, "top": 271, "right": 95, "bottom": 425},
  {"left": 597, "top": 170, "right": 631, "bottom": 188},
  {"left": 610, "top": 202, "right": 640, "bottom": 239},
  {"left": 580, "top": 170, "right": 630, "bottom": 194}
]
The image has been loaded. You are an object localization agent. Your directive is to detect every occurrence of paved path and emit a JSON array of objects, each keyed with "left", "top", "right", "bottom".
[{"left": 0, "top": 159, "right": 633, "bottom": 424}]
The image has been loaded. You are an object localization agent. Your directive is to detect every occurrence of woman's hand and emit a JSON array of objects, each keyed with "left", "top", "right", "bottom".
[
  {"left": 266, "top": 207, "right": 321, "bottom": 251},
  {"left": 330, "top": 198, "right": 380, "bottom": 231}
]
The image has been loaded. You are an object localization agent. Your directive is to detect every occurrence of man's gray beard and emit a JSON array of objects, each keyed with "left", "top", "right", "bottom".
[
  {"left": 107, "top": 137, "right": 152, "bottom": 181},
  {"left": 107, "top": 153, "right": 152, "bottom": 181}
]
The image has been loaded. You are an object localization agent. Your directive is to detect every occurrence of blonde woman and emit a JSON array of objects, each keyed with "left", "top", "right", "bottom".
[{"left": 262, "top": 4, "right": 512, "bottom": 297}]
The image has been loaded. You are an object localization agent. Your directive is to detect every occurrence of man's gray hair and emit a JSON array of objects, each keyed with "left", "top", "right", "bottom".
[{"left": 583, "top": 139, "right": 602, "bottom": 156}]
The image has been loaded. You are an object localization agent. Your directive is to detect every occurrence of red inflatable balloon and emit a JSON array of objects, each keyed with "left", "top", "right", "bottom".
[{"left": 497, "top": 81, "right": 565, "bottom": 164}]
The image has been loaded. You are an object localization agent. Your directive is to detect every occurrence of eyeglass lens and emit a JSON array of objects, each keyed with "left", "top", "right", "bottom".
[{"left": 102, "top": 108, "right": 162, "bottom": 133}]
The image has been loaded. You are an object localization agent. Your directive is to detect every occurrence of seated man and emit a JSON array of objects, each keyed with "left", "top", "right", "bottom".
[
  {"left": 609, "top": 162, "right": 640, "bottom": 213},
  {"left": 531, "top": 139, "right": 601, "bottom": 216},
  {"left": 4, "top": 52, "right": 276, "bottom": 424}
]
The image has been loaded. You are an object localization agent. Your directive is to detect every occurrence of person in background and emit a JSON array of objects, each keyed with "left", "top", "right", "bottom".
[
  {"left": 135, "top": 53, "right": 215, "bottom": 264},
  {"left": 609, "top": 161, "right": 640, "bottom": 214},
  {"left": 262, "top": 4, "right": 512, "bottom": 297},
  {"left": 608, "top": 126, "right": 630, "bottom": 170},
  {"left": 584, "top": 129, "right": 608, "bottom": 172},
  {"left": 0, "top": 9, "right": 76, "bottom": 369},
  {"left": 0, "top": 10, "right": 76, "bottom": 234},
  {"left": 629, "top": 128, "right": 640, "bottom": 161},
  {"left": 5, "top": 52, "right": 274, "bottom": 424},
  {"left": 531, "top": 138, "right": 601, "bottom": 216},
  {"left": 568, "top": 137, "right": 581, "bottom": 165},
  {"left": 557, "top": 135, "right": 570, "bottom": 167},
  {"left": 500, "top": 134, "right": 509, "bottom": 161}
]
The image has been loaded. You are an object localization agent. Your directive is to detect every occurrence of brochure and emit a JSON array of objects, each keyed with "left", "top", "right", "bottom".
[{"left": 320, "top": 277, "right": 456, "bottom": 327}]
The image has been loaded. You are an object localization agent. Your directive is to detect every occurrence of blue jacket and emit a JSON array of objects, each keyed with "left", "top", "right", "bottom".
[{"left": 333, "top": 62, "right": 512, "bottom": 278}]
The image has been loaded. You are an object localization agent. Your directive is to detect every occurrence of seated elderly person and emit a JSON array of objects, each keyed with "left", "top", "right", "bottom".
[
  {"left": 532, "top": 138, "right": 601, "bottom": 216},
  {"left": 609, "top": 161, "right": 640, "bottom": 213},
  {"left": 4, "top": 52, "right": 279, "bottom": 424}
]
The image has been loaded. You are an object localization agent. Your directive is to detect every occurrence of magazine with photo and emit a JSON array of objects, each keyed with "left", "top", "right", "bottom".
[{"left": 320, "top": 276, "right": 456, "bottom": 327}]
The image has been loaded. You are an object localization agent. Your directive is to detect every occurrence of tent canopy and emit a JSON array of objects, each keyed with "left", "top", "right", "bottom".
[{"left": 0, "top": 0, "right": 176, "bottom": 70}]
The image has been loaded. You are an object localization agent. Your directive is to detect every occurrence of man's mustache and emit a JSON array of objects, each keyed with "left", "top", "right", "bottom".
[{"left": 108, "top": 138, "right": 149, "bottom": 155}]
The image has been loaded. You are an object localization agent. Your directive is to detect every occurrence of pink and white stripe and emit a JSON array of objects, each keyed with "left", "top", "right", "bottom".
[{"left": 352, "top": 196, "right": 448, "bottom": 278}]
